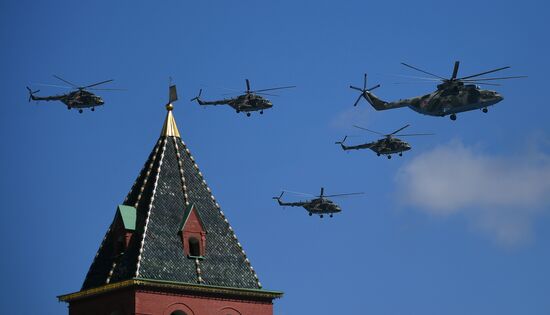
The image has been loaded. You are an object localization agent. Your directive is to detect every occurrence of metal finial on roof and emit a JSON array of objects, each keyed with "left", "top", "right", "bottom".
[{"left": 161, "top": 85, "right": 180, "bottom": 137}]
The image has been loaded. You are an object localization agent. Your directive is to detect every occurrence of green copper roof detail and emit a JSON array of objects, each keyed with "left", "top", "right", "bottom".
[{"left": 118, "top": 205, "right": 136, "bottom": 231}]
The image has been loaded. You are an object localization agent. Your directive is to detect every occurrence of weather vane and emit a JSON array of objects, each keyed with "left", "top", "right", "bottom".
[{"left": 167, "top": 78, "right": 178, "bottom": 111}]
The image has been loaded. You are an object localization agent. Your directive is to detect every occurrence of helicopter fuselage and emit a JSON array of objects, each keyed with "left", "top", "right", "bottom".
[
  {"left": 275, "top": 197, "right": 342, "bottom": 217},
  {"left": 302, "top": 198, "right": 342, "bottom": 214},
  {"left": 367, "top": 84, "right": 503, "bottom": 117},
  {"left": 230, "top": 94, "right": 273, "bottom": 112},
  {"left": 196, "top": 93, "right": 273, "bottom": 113},
  {"left": 340, "top": 137, "right": 412, "bottom": 156},
  {"left": 30, "top": 89, "right": 105, "bottom": 109}
]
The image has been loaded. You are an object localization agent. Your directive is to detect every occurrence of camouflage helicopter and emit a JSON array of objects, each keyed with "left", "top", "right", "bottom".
[
  {"left": 191, "top": 79, "right": 295, "bottom": 117},
  {"left": 351, "top": 61, "right": 526, "bottom": 120},
  {"left": 26, "top": 75, "right": 121, "bottom": 113},
  {"left": 336, "top": 124, "right": 433, "bottom": 159},
  {"left": 273, "top": 188, "right": 363, "bottom": 218}
]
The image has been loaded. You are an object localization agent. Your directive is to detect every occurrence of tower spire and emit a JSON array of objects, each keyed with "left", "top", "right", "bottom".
[{"left": 160, "top": 85, "right": 180, "bottom": 138}]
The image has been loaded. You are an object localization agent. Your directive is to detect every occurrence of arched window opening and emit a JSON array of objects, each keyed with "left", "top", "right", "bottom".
[
  {"left": 189, "top": 237, "right": 200, "bottom": 257},
  {"left": 171, "top": 311, "right": 187, "bottom": 315}
]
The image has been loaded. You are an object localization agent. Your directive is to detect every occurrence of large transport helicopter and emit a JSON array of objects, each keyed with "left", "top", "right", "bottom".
[
  {"left": 26, "top": 75, "right": 121, "bottom": 113},
  {"left": 350, "top": 62, "right": 526, "bottom": 120},
  {"left": 191, "top": 79, "right": 295, "bottom": 117},
  {"left": 273, "top": 188, "right": 363, "bottom": 218},
  {"left": 336, "top": 124, "right": 432, "bottom": 159}
]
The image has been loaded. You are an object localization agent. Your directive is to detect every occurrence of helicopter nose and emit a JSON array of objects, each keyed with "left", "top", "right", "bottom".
[
  {"left": 495, "top": 93, "right": 503, "bottom": 102},
  {"left": 98, "top": 99, "right": 105, "bottom": 105}
]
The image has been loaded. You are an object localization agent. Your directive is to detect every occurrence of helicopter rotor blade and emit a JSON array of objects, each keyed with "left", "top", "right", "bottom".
[
  {"left": 363, "top": 73, "right": 367, "bottom": 90},
  {"left": 367, "top": 84, "right": 380, "bottom": 91},
  {"left": 461, "top": 75, "right": 527, "bottom": 81},
  {"left": 245, "top": 79, "right": 251, "bottom": 93},
  {"left": 383, "top": 73, "right": 442, "bottom": 81},
  {"left": 33, "top": 83, "right": 73, "bottom": 89},
  {"left": 450, "top": 61, "right": 460, "bottom": 80},
  {"left": 282, "top": 190, "right": 315, "bottom": 197},
  {"left": 53, "top": 75, "right": 79, "bottom": 88},
  {"left": 401, "top": 62, "right": 446, "bottom": 80},
  {"left": 352, "top": 94, "right": 363, "bottom": 107},
  {"left": 350, "top": 85, "right": 364, "bottom": 92},
  {"left": 87, "top": 88, "right": 126, "bottom": 91},
  {"left": 83, "top": 79, "right": 114, "bottom": 89},
  {"left": 254, "top": 92, "right": 279, "bottom": 97},
  {"left": 323, "top": 192, "right": 365, "bottom": 198},
  {"left": 392, "top": 81, "right": 440, "bottom": 85},
  {"left": 389, "top": 124, "right": 411, "bottom": 136},
  {"left": 456, "top": 66, "right": 510, "bottom": 80},
  {"left": 395, "top": 133, "right": 435, "bottom": 137},
  {"left": 353, "top": 125, "right": 385, "bottom": 136},
  {"left": 251, "top": 85, "right": 296, "bottom": 93},
  {"left": 461, "top": 82, "right": 502, "bottom": 86}
]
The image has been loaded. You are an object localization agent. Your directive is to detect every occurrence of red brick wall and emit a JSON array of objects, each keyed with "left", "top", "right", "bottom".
[
  {"left": 67, "top": 287, "right": 274, "bottom": 315},
  {"left": 136, "top": 289, "right": 274, "bottom": 315}
]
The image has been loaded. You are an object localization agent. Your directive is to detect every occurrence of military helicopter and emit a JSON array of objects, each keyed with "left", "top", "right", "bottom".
[
  {"left": 336, "top": 124, "right": 432, "bottom": 159},
  {"left": 273, "top": 188, "right": 363, "bottom": 218},
  {"left": 26, "top": 75, "right": 121, "bottom": 113},
  {"left": 191, "top": 79, "right": 295, "bottom": 116},
  {"left": 351, "top": 61, "right": 526, "bottom": 120}
]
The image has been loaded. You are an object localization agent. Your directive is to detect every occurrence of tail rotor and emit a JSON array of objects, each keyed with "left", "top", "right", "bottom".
[
  {"left": 190, "top": 89, "right": 202, "bottom": 102},
  {"left": 26, "top": 86, "right": 40, "bottom": 102},
  {"left": 350, "top": 73, "right": 380, "bottom": 107},
  {"left": 272, "top": 191, "right": 284, "bottom": 205}
]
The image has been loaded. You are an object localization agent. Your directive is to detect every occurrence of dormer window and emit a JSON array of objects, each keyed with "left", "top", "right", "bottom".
[
  {"left": 179, "top": 204, "right": 207, "bottom": 258},
  {"left": 113, "top": 205, "right": 136, "bottom": 255}
]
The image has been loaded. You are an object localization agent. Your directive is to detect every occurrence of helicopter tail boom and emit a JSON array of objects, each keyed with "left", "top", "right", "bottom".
[{"left": 365, "top": 91, "right": 410, "bottom": 111}]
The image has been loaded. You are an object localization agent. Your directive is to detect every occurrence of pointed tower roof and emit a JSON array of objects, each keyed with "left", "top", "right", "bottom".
[{"left": 80, "top": 88, "right": 265, "bottom": 291}]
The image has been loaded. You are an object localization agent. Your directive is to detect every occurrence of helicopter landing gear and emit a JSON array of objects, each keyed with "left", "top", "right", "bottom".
[
  {"left": 399, "top": 152, "right": 403, "bottom": 157},
  {"left": 91, "top": 107, "right": 95, "bottom": 112},
  {"left": 260, "top": 110, "right": 264, "bottom": 114},
  {"left": 450, "top": 114, "right": 457, "bottom": 121},
  {"left": 67, "top": 106, "right": 71, "bottom": 110},
  {"left": 320, "top": 215, "right": 324, "bottom": 218},
  {"left": 482, "top": 107, "right": 488, "bottom": 113},
  {"left": 236, "top": 110, "right": 240, "bottom": 113},
  {"left": 309, "top": 212, "right": 312, "bottom": 216},
  {"left": 79, "top": 109, "right": 83, "bottom": 114},
  {"left": 246, "top": 113, "right": 251, "bottom": 117},
  {"left": 377, "top": 153, "right": 381, "bottom": 156},
  {"left": 387, "top": 155, "right": 392, "bottom": 159},
  {"left": 329, "top": 214, "right": 333, "bottom": 218}
]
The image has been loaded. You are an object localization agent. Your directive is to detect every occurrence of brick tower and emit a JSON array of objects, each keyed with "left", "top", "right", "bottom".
[{"left": 59, "top": 87, "right": 282, "bottom": 315}]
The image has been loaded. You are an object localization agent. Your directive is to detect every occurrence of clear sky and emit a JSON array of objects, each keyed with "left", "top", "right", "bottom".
[{"left": 1, "top": 0, "right": 549, "bottom": 314}]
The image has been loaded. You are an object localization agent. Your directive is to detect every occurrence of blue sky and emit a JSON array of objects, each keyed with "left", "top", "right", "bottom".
[{"left": 1, "top": 0, "right": 549, "bottom": 314}]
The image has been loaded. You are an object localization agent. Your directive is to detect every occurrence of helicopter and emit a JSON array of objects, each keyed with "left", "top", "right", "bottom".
[
  {"left": 26, "top": 75, "right": 121, "bottom": 113},
  {"left": 273, "top": 188, "right": 363, "bottom": 218},
  {"left": 336, "top": 124, "right": 432, "bottom": 159},
  {"left": 191, "top": 79, "right": 295, "bottom": 117},
  {"left": 350, "top": 61, "right": 526, "bottom": 120}
]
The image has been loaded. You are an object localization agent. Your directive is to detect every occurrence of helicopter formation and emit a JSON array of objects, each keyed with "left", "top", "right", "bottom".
[{"left": 27, "top": 61, "right": 525, "bottom": 218}]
